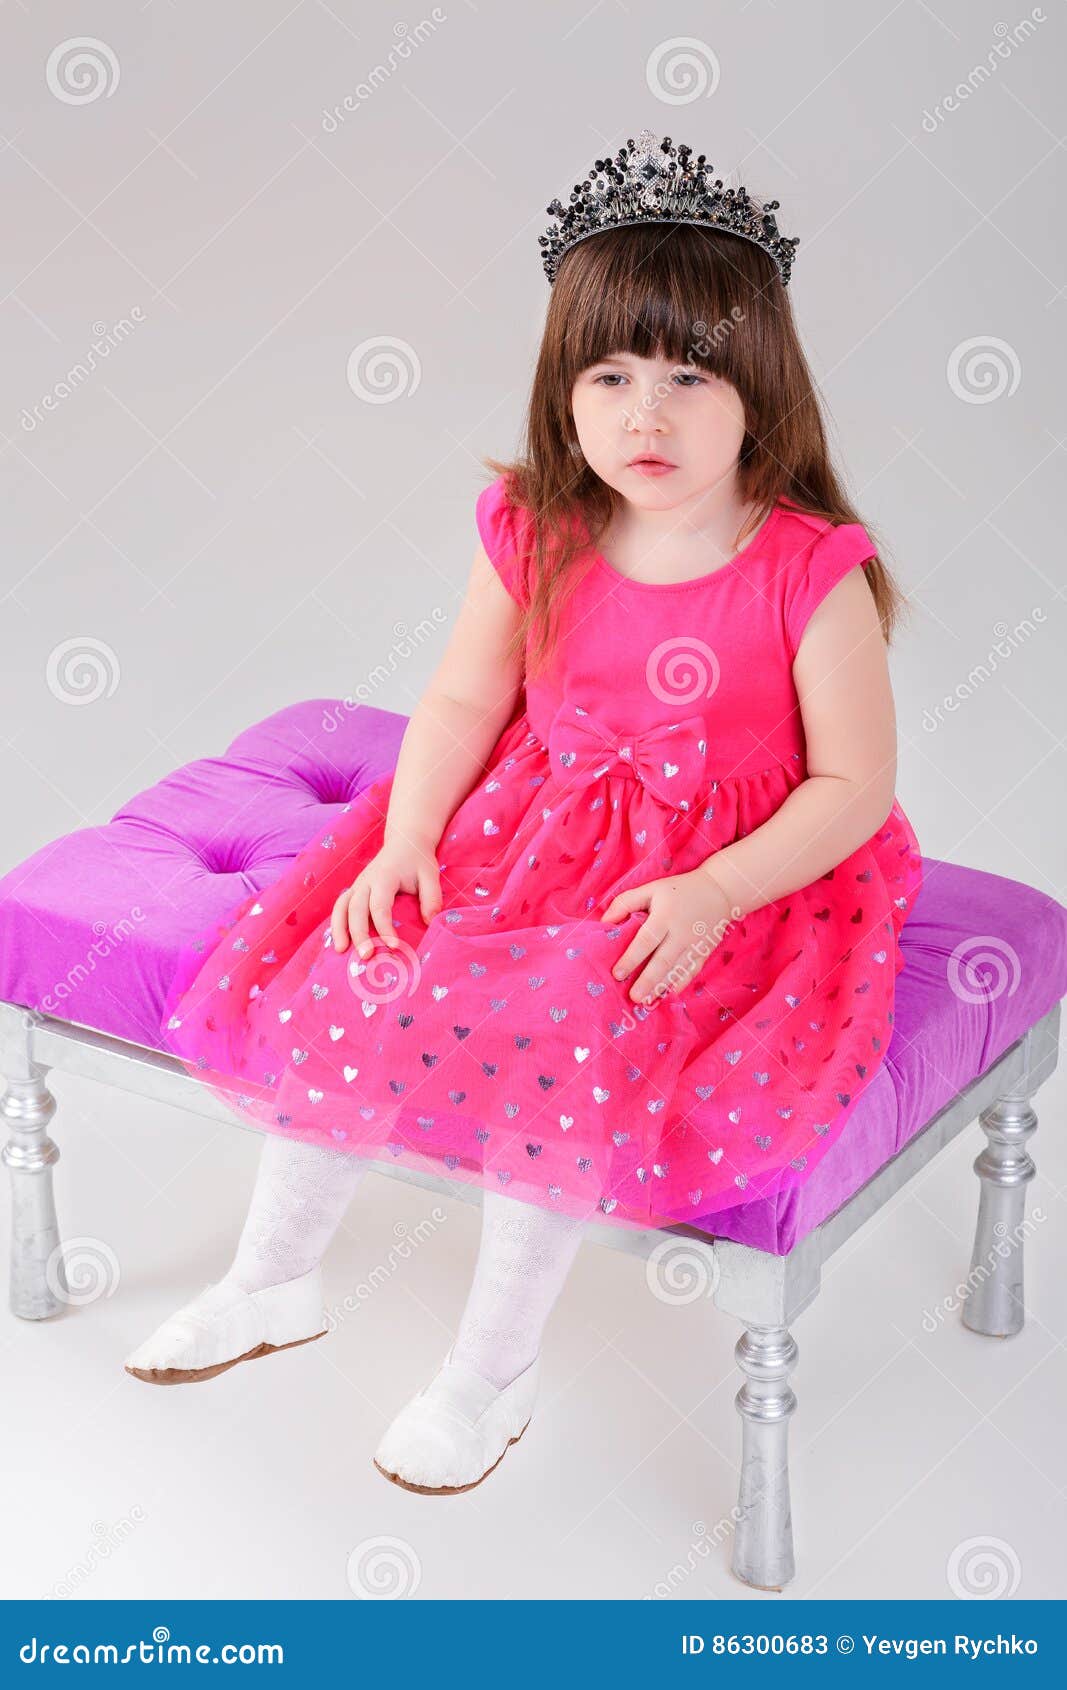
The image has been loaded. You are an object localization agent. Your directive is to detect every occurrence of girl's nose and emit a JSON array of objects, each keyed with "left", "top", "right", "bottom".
[{"left": 623, "top": 401, "right": 670, "bottom": 434}]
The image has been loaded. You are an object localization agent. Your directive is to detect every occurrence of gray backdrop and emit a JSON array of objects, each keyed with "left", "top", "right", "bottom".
[
  {"left": 3, "top": 1, "right": 1063, "bottom": 891},
  {"left": 1, "top": 0, "right": 1064, "bottom": 1603}
]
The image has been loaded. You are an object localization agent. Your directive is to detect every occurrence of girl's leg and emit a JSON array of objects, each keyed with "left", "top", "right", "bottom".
[
  {"left": 373, "top": 1188, "right": 591, "bottom": 1492},
  {"left": 124, "top": 1135, "right": 369, "bottom": 1384},
  {"left": 450, "top": 1188, "right": 590, "bottom": 1387},
  {"left": 220, "top": 1133, "right": 370, "bottom": 1292}
]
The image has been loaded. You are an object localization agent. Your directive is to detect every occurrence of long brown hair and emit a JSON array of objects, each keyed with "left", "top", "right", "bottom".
[{"left": 485, "top": 221, "right": 905, "bottom": 680}]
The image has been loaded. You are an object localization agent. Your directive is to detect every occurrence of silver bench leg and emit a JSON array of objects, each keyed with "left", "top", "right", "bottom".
[
  {"left": 963, "top": 1079, "right": 1038, "bottom": 1339},
  {"left": 1, "top": 1040, "right": 67, "bottom": 1320},
  {"left": 732, "top": 1324, "right": 798, "bottom": 1590},
  {"left": 712, "top": 1238, "right": 820, "bottom": 1590}
]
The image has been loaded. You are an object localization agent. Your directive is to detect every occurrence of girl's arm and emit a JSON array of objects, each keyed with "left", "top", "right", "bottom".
[
  {"left": 701, "top": 567, "right": 898, "bottom": 919},
  {"left": 381, "top": 544, "right": 525, "bottom": 852}
]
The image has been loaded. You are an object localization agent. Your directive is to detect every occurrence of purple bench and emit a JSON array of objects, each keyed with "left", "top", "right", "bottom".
[{"left": 2, "top": 698, "right": 1064, "bottom": 1589}]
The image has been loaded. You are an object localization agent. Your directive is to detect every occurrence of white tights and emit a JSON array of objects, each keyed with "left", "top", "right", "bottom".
[
  {"left": 222, "top": 1134, "right": 368, "bottom": 1293},
  {"left": 221, "top": 1135, "right": 589, "bottom": 1389},
  {"left": 451, "top": 1187, "right": 588, "bottom": 1387}
]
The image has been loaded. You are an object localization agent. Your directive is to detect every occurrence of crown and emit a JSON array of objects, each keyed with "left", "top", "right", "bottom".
[{"left": 538, "top": 128, "right": 799, "bottom": 287}]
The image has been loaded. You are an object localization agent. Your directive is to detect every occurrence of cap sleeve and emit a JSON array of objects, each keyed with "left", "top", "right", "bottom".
[
  {"left": 475, "top": 475, "right": 533, "bottom": 610},
  {"left": 783, "top": 520, "right": 877, "bottom": 656}
]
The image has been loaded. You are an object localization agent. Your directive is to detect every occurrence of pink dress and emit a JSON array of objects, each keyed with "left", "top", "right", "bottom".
[{"left": 159, "top": 476, "right": 923, "bottom": 1232}]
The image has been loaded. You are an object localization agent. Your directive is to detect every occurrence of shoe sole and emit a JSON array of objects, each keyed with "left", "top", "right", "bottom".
[
  {"left": 124, "top": 1327, "right": 327, "bottom": 1386},
  {"left": 372, "top": 1418, "right": 531, "bottom": 1495}
]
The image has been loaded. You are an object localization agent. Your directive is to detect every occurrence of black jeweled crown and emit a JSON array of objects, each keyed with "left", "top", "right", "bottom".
[{"left": 538, "top": 128, "right": 799, "bottom": 287}]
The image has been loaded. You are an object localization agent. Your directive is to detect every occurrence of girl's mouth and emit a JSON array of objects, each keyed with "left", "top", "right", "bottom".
[{"left": 628, "top": 457, "right": 677, "bottom": 477}]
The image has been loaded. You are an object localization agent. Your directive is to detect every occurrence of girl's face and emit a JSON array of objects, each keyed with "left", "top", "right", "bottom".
[{"left": 570, "top": 351, "right": 748, "bottom": 509}]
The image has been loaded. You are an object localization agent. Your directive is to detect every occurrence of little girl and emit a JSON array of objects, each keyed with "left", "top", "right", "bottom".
[{"left": 130, "top": 129, "right": 922, "bottom": 1496}]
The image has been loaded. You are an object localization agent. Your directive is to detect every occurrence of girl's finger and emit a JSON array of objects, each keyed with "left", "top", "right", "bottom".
[
  {"left": 629, "top": 939, "right": 696, "bottom": 1000},
  {"left": 628, "top": 937, "right": 684, "bottom": 1004},
  {"left": 347, "top": 882, "right": 374, "bottom": 958},
  {"left": 330, "top": 887, "right": 352, "bottom": 952},
  {"left": 417, "top": 865, "right": 442, "bottom": 925},
  {"left": 650, "top": 942, "right": 704, "bottom": 1000},
  {"left": 665, "top": 947, "right": 704, "bottom": 993},
  {"left": 611, "top": 915, "right": 663, "bottom": 983},
  {"left": 368, "top": 882, "right": 400, "bottom": 950},
  {"left": 600, "top": 883, "right": 649, "bottom": 924}
]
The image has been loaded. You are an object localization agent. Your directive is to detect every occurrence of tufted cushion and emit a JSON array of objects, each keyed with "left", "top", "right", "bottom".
[
  {"left": 0, "top": 699, "right": 1064, "bottom": 1253},
  {"left": 0, "top": 701, "right": 406, "bottom": 1051}
]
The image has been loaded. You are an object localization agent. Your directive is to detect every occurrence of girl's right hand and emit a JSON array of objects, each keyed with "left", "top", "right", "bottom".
[{"left": 331, "top": 836, "right": 443, "bottom": 956}]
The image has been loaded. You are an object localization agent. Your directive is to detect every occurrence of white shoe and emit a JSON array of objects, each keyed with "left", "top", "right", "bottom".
[
  {"left": 123, "top": 1264, "right": 328, "bottom": 1385},
  {"left": 373, "top": 1347, "right": 540, "bottom": 1494}
]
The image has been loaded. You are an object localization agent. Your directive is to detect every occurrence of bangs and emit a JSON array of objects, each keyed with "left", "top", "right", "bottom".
[{"left": 554, "top": 222, "right": 771, "bottom": 387}]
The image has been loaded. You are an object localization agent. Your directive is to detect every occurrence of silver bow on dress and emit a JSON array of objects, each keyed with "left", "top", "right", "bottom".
[{"left": 545, "top": 700, "right": 710, "bottom": 812}]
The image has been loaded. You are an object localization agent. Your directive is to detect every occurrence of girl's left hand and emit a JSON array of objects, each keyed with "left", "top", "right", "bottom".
[{"left": 599, "top": 868, "right": 738, "bottom": 1004}]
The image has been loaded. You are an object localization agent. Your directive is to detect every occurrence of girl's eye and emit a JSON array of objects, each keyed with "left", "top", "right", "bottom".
[{"left": 591, "top": 369, "right": 706, "bottom": 388}]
